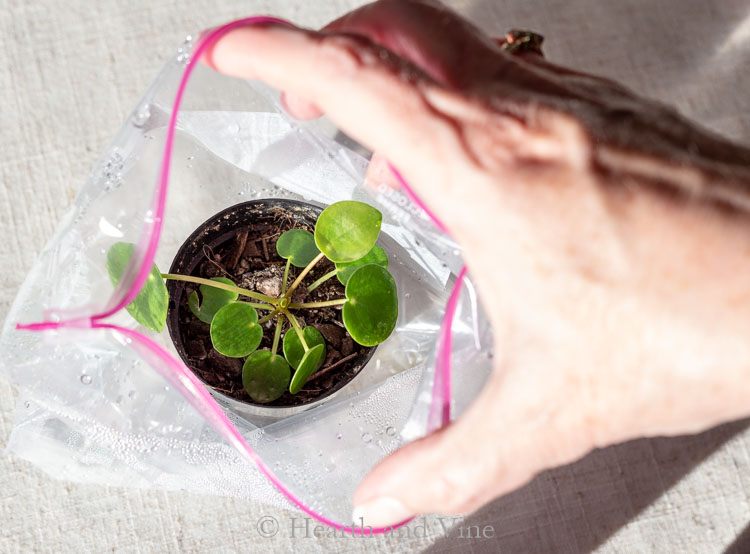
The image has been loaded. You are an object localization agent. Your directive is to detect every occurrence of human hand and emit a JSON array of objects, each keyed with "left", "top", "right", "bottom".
[{"left": 205, "top": 0, "right": 750, "bottom": 527}]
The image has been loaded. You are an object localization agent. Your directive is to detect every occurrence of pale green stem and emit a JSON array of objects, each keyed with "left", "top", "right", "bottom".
[
  {"left": 258, "top": 309, "right": 280, "bottom": 325},
  {"left": 306, "top": 269, "right": 338, "bottom": 293},
  {"left": 271, "top": 314, "right": 283, "bottom": 355},
  {"left": 281, "top": 259, "right": 291, "bottom": 295},
  {"left": 285, "top": 310, "right": 309, "bottom": 350},
  {"left": 245, "top": 302, "right": 275, "bottom": 311},
  {"left": 161, "top": 273, "right": 277, "bottom": 305},
  {"left": 289, "top": 298, "right": 347, "bottom": 309},
  {"left": 284, "top": 252, "right": 325, "bottom": 300}
]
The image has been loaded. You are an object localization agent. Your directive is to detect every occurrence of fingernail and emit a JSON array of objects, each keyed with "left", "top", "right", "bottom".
[{"left": 352, "top": 497, "right": 414, "bottom": 528}]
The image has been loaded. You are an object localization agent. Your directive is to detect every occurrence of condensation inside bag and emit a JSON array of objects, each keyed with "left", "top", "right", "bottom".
[{"left": 0, "top": 41, "right": 493, "bottom": 520}]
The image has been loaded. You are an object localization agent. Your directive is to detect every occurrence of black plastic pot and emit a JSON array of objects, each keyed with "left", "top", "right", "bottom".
[{"left": 166, "top": 199, "right": 376, "bottom": 423}]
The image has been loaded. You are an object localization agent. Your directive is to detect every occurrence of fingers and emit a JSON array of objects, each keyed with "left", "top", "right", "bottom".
[
  {"left": 209, "top": 23, "right": 461, "bottom": 193},
  {"left": 364, "top": 153, "right": 402, "bottom": 193},
  {"left": 280, "top": 90, "right": 324, "bottom": 120},
  {"left": 281, "top": 0, "right": 505, "bottom": 120},
  {"left": 323, "top": 0, "right": 502, "bottom": 87},
  {"left": 352, "top": 356, "right": 600, "bottom": 527}
]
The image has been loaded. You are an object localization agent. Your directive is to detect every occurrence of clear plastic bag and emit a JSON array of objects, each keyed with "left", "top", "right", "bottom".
[{"left": 0, "top": 19, "right": 492, "bottom": 531}]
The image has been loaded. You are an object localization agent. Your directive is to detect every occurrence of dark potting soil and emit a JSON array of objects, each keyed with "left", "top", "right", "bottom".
[{"left": 170, "top": 203, "right": 374, "bottom": 408}]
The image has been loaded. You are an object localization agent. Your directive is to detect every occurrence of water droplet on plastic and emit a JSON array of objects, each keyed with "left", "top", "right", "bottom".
[
  {"left": 80, "top": 374, "right": 92, "bottom": 385},
  {"left": 128, "top": 390, "right": 136, "bottom": 399},
  {"left": 132, "top": 103, "right": 151, "bottom": 127},
  {"left": 187, "top": 155, "right": 194, "bottom": 161},
  {"left": 238, "top": 191, "right": 244, "bottom": 196},
  {"left": 336, "top": 433, "right": 342, "bottom": 440},
  {"left": 176, "top": 50, "right": 190, "bottom": 65},
  {"left": 385, "top": 426, "right": 396, "bottom": 437},
  {"left": 24, "top": 401, "right": 30, "bottom": 409},
  {"left": 361, "top": 433, "right": 372, "bottom": 443}
]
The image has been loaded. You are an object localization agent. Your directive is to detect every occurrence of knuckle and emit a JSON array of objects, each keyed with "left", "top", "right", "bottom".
[
  {"left": 423, "top": 471, "right": 468, "bottom": 512},
  {"left": 433, "top": 462, "right": 506, "bottom": 515},
  {"left": 550, "top": 111, "right": 593, "bottom": 168},
  {"left": 313, "top": 33, "right": 381, "bottom": 77},
  {"left": 420, "top": 445, "right": 495, "bottom": 513}
]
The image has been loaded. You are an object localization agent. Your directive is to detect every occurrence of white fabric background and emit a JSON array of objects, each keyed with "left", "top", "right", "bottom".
[{"left": 2, "top": 0, "right": 750, "bottom": 552}]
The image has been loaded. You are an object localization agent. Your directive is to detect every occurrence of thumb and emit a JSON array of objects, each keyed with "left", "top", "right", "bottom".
[{"left": 352, "top": 371, "right": 545, "bottom": 527}]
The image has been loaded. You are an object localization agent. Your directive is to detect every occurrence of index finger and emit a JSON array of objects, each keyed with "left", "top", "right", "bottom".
[{"left": 207, "top": 24, "right": 460, "bottom": 188}]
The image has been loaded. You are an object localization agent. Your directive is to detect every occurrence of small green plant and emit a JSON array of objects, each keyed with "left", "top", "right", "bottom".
[{"left": 107, "top": 200, "right": 398, "bottom": 404}]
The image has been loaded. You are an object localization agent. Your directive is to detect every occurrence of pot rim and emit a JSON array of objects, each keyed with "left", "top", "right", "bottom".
[{"left": 165, "top": 198, "right": 377, "bottom": 420}]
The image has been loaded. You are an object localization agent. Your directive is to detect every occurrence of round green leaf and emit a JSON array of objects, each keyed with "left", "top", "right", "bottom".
[
  {"left": 106, "top": 242, "right": 168, "bottom": 332},
  {"left": 188, "top": 277, "right": 238, "bottom": 323},
  {"left": 242, "top": 351, "right": 291, "bottom": 404},
  {"left": 289, "top": 344, "right": 326, "bottom": 394},
  {"left": 210, "top": 302, "right": 262, "bottom": 358},
  {"left": 283, "top": 326, "right": 326, "bottom": 370},
  {"left": 342, "top": 264, "right": 398, "bottom": 346},
  {"left": 336, "top": 244, "right": 389, "bottom": 285},
  {"left": 276, "top": 229, "right": 320, "bottom": 268},
  {"left": 314, "top": 201, "right": 382, "bottom": 263}
]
